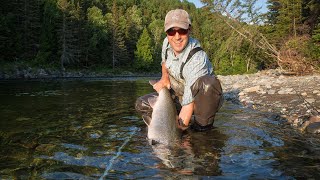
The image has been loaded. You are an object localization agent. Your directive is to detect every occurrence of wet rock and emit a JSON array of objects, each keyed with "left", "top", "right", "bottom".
[
  {"left": 243, "top": 86, "right": 261, "bottom": 93},
  {"left": 313, "top": 90, "right": 319, "bottom": 94},
  {"left": 287, "top": 115, "right": 300, "bottom": 127},
  {"left": 267, "top": 90, "right": 276, "bottom": 94},
  {"left": 278, "top": 88, "right": 294, "bottom": 94},
  {"left": 299, "top": 116, "right": 320, "bottom": 132},
  {"left": 306, "top": 122, "right": 320, "bottom": 134},
  {"left": 239, "top": 92, "right": 245, "bottom": 96},
  {"left": 35, "top": 144, "right": 56, "bottom": 152},
  {"left": 219, "top": 71, "right": 320, "bottom": 134},
  {"left": 305, "top": 98, "right": 316, "bottom": 103},
  {"left": 88, "top": 130, "right": 103, "bottom": 139},
  {"left": 265, "top": 84, "right": 272, "bottom": 89},
  {"left": 42, "top": 172, "right": 96, "bottom": 180},
  {"left": 38, "top": 69, "right": 48, "bottom": 77}
]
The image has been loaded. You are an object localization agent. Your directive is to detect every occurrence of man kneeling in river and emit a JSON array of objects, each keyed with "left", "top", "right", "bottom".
[{"left": 135, "top": 9, "right": 223, "bottom": 131}]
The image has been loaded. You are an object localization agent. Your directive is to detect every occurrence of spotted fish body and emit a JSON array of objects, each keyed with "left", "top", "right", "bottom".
[{"left": 143, "top": 82, "right": 181, "bottom": 146}]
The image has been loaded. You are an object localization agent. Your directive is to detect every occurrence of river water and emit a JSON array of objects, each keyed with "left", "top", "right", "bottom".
[{"left": 0, "top": 78, "right": 319, "bottom": 179}]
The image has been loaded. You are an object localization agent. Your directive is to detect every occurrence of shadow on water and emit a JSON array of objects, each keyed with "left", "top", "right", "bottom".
[{"left": 0, "top": 78, "right": 319, "bottom": 179}]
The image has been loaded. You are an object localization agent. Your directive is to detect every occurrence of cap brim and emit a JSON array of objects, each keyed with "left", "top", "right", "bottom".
[{"left": 164, "top": 22, "right": 189, "bottom": 32}]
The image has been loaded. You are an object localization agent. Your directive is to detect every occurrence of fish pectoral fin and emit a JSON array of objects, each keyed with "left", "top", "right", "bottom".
[
  {"left": 148, "top": 96, "right": 158, "bottom": 108},
  {"left": 149, "top": 80, "right": 158, "bottom": 86},
  {"left": 142, "top": 115, "right": 152, "bottom": 126}
]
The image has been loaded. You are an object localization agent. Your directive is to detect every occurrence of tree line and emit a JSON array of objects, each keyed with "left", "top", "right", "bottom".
[{"left": 1, "top": 0, "right": 319, "bottom": 75}]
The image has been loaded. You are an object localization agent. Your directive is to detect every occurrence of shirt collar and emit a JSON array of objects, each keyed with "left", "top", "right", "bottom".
[{"left": 165, "top": 37, "right": 201, "bottom": 61}]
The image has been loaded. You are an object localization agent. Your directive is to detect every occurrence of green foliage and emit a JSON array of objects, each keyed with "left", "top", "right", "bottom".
[
  {"left": 1, "top": 0, "right": 319, "bottom": 75},
  {"left": 216, "top": 55, "right": 250, "bottom": 75},
  {"left": 264, "top": 0, "right": 319, "bottom": 73},
  {"left": 309, "top": 24, "right": 320, "bottom": 66},
  {"left": 306, "top": 42, "right": 320, "bottom": 67},
  {"left": 34, "top": 0, "right": 60, "bottom": 67},
  {"left": 134, "top": 28, "right": 154, "bottom": 71},
  {"left": 312, "top": 23, "right": 320, "bottom": 42},
  {"left": 148, "top": 19, "right": 166, "bottom": 65}
]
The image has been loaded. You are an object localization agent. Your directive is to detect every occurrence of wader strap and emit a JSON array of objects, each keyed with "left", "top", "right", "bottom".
[
  {"left": 165, "top": 41, "right": 170, "bottom": 61},
  {"left": 180, "top": 47, "right": 203, "bottom": 80},
  {"left": 165, "top": 48, "right": 168, "bottom": 60}
]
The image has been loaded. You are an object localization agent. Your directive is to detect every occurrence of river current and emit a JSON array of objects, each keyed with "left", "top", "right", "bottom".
[{"left": 0, "top": 78, "right": 319, "bottom": 179}]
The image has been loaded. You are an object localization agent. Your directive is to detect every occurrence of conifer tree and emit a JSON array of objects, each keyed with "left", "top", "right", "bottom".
[
  {"left": 275, "top": 0, "right": 302, "bottom": 38},
  {"left": 108, "top": 1, "right": 129, "bottom": 69},
  {"left": 36, "top": 0, "right": 60, "bottom": 66},
  {"left": 125, "top": 5, "right": 143, "bottom": 65},
  {"left": 266, "top": 0, "right": 281, "bottom": 25},
  {"left": 87, "top": 6, "right": 110, "bottom": 66},
  {"left": 57, "top": 0, "right": 82, "bottom": 71},
  {"left": 148, "top": 19, "right": 165, "bottom": 64},
  {"left": 134, "top": 27, "right": 154, "bottom": 71}
]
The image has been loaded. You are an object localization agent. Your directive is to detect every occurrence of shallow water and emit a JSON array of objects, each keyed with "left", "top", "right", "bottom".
[{"left": 0, "top": 78, "right": 319, "bottom": 179}]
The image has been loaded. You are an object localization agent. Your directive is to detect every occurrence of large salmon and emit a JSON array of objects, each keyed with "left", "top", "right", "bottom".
[{"left": 142, "top": 80, "right": 181, "bottom": 146}]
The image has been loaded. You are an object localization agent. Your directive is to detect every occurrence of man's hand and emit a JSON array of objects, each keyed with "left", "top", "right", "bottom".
[
  {"left": 177, "top": 116, "right": 189, "bottom": 131},
  {"left": 176, "top": 102, "right": 194, "bottom": 130},
  {"left": 153, "top": 62, "right": 171, "bottom": 92},
  {"left": 153, "top": 78, "right": 170, "bottom": 92}
]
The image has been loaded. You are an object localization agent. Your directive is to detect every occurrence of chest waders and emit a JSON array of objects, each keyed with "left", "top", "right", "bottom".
[
  {"left": 134, "top": 46, "right": 224, "bottom": 132},
  {"left": 166, "top": 47, "right": 224, "bottom": 131}
]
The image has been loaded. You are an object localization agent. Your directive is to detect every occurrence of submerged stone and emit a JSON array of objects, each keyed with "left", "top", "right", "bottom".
[{"left": 306, "top": 122, "right": 320, "bottom": 134}]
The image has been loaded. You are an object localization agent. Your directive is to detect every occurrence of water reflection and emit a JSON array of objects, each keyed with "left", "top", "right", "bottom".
[
  {"left": 0, "top": 79, "right": 319, "bottom": 179},
  {"left": 146, "top": 126, "right": 227, "bottom": 175}
]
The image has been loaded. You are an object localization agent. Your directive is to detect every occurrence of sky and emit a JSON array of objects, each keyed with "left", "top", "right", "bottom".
[{"left": 187, "top": 0, "right": 268, "bottom": 13}]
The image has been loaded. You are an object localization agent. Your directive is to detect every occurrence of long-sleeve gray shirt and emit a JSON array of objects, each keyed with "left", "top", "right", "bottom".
[{"left": 161, "top": 37, "right": 214, "bottom": 106}]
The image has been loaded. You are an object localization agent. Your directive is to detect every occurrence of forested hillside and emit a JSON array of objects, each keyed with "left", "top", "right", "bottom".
[{"left": 1, "top": 0, "right": 319, "bottom": 75}]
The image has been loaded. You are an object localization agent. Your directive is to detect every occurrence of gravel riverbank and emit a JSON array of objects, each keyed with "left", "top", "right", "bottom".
[{"left": 218, "top": 69, "right": 320, "bottom": 134}]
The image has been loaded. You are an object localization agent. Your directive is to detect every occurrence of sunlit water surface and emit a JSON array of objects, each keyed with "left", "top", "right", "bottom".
[{"left": 0, "top": 78, "right": 319, "bottom": 179}]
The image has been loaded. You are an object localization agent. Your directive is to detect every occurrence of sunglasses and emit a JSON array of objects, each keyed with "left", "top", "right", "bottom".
[{"left": 166, "top": 28, "right": 189, "bottom": 36}]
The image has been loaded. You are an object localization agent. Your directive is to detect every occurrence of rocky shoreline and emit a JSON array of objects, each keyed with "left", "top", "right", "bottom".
[
  {"left": 1, "top": 68, "right": 319, "bottom": 134},
  {"left": 0, "top": 67, "right": 155, "bottom": 80},
  {"left": 218, "top": 69, "right": 320, "bottom": 134}
]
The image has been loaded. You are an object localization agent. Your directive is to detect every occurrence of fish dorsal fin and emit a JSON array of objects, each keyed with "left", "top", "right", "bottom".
[
  {"left": 149, "top": 80, "right": 158, "bottom": 86},
  {"left": 142, "top": 115, "right": 152, "bottom": 126},
  {"left": 148, "top": 96, "right": 158, "bottom": 109}
]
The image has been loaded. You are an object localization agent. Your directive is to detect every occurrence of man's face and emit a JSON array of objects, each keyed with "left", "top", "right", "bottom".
[{"left": 166, "top": 27, "right": 190, "bottom": 56}]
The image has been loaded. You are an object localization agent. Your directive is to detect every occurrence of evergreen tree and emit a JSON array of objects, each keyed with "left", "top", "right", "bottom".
[
  {"left": 9, "top": 0, "right": 42, "bottom": 61},
  {"left": 1, "top": 0, "right": 319, "bottom": 74},
  {"left": 87, "top": 6, "right": 110, "bottom": 66},
  {"left": 57, "top": 0, "right": 84, "bottom": 70},
  {"left": 148, "top": 19, "right": 165, "bottom": 65},
  {"left": 275, "top": 0, "right": 303, "bottom": 38},
  {"left": 107, "top": 1, "right": 129, "bottom": 69},
  {"left": 1, "top": 0, "right": 19, "bottom": 61},
  {"left": 302, "top": 0, "right": 320, "bottom": 34},
  {"left": 134, "top": 27, "right": 154, "bottom": 71},
  {"left": 36, "top": 0, "right": 60, "bottom": 66},
  {"left": 124, "top": 5, "right": 143, "bottom": 65},
  {"left": 266, "top": 0, "right": 281, "bottom": 25}
]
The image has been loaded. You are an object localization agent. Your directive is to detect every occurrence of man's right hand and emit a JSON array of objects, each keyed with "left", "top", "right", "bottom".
[
  {"left": 153, "top": 62, "right": 171, "bottom": 92},
  {"left": 153, "top": 79, "right": 170, "bottom": 92}
]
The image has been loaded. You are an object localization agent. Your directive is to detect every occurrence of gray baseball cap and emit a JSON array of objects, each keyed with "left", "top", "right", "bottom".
[{"left": 164, "top": 9, "right": 191, "bottom": 32}]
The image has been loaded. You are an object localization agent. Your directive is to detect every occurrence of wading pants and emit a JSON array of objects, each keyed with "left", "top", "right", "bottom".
[{"left": 135, "top": 75, "right": 224, "bottom": 131}]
